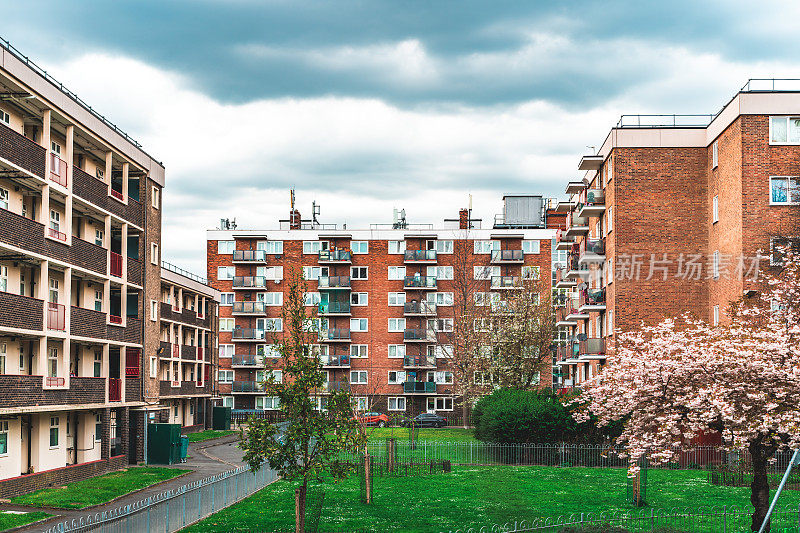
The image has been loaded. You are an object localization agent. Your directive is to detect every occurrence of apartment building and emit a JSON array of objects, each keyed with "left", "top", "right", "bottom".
[
  {"left": 0, "top": 39, "right": 167, "bottom": 493},
  {"left": 555, "top": 79, "right": 800, "bottom": 389},
  {"left": 208, "top": 196, "right": 556, "bottom": 418},
  {"left": 157, "top": 262, "right": 220, "bottom": 431}
]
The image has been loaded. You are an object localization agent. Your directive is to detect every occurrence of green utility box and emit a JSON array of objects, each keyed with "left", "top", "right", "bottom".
[
  {"left": 212, "top": 406, "right": 231, "bottom": 430},
  {"left": 147, "top": 423, "right": 182, "bottom": 465},
  {"left": 179, "top": 436, "right": 189, "bottom": 463}
]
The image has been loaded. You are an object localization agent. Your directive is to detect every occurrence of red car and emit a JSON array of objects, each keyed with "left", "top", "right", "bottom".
[{"left": 358, "top": 412, "right": 389, "bottom": 427}]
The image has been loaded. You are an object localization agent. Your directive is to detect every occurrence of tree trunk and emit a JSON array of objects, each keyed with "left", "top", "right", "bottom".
[
  {"left": 295, "top": 481, "right": 307, "bottom": 533},
  {"left": 364, "top": 451, "right": 372, "bottom": 504},
  {"left": 462, "top": 401, "right": 469, "bottom": 429},
  {"left": 749, "top": 442, "right": 770, "bottom": 532}
]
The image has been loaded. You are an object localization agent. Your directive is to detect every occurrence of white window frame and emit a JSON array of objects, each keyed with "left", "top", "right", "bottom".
[
  {"left": 222, "top": 396, "right": 234, "bottom": 408},
  {"left": 350, "top": 344, "right": 368, "bottom": 358},
  {"left": 0, "top": 109, "right": 9, "bottom": 125},
  {"left": 387, "top": 370, "right": 407, "bottom": 384},
  {"left": 606, "top": 206, "right": 613, "bottom": 233},
  {"left": 388, "top": 318, "right": 406, "bottom": 332},
  {"left": 350, "top": 292, "right": 368, "bottom": 306},
  {"left": 217, "top": 266, "right": 235, "bottom": 280},
  {"left": 218, "top": 369, "right": 234, "bottom": 383},
  {"left": 388, "top": 344, "right": 406, "bottom": 358},
  {"left": 220, "top": 293, "right": 234, "bottom": 306},
  {"left": 522, "top": 240, "right": 540, "bottom": 254},
  {"left": 713, "top": 250, "right": 720, "bottom": 279},
  {"left": 712, "top": 141, "right": 718, "bottom": 168},
  {"left": 388, "top": 266, "right": 406, "bottom": 280},
  {"left": 350, "top": 370, "right": 368, "bottom": 384},
  {"left": 0, "top": 187, "right": 8, "bottom": 210},
  {"left": 428, "top": 397, "right": 453, "bottom": 412},
  {"left": 713, "top": 305, "right": 720, "bottom": 326},
  {"left": 712, "top": 196, "right": 719, "bottom": 223},
  {"left": 258, "top": 240, "right": 284, "bottom": 254},
  {"left": 152, "top": 186, "right": 160, "bottom": 209},
  {"left": 150, "top": 300, "right": 158, "bottom": 322},
  {"left": 474, "top": 240, "right": 499, "bottom": 254},
  {"left": 219, "top": 344, "right": 234, "bottom": 358},
  {"left": 388, "top": 396, "right": 406, "bottom": 411},
  {"left": 430, "top": 292, "right": 453, "bottom": 306},
  {"left": 388, "top": 292, "right": 406, "bottom": 306},
  {"left": 151, "top": 242, "right": 159, "bottom": 265},
  {"left": 302, "top": 266, "right": 328, "bottom": 281},
  {"left": 351, "top": 241, "right": 368, "bottom": 254},
  {"left": 388, "top": 240, "right": 406, "bottom": 254},
  {"left": 350, "top": 266, "right": 368, "bottom": 280},
  {"left": 427, "top": 266, "right": 453, "bottom": 280},
  {"left": 769, "top": 116, "right": 800, "bottom": 145},
  {"left": 770, "top": 176, "right": 800, "bottom": 205},
  {"left": 217, "top": 240, "right": 235, "bottom": 255},
  {"left": 303, "top": 241, "right": 328, "bottom": 254},
  {"left": 349, "top": 318, "right": 368, "bottom": 332},
  {"left": 303, "top": 292, "right": 320, "bottom": 306},
  {"left": 219, "top": 318, "right": 235, "bottom": 332},
  {"left": 435, "top": 240, "right": 453, "bottom": 254}
]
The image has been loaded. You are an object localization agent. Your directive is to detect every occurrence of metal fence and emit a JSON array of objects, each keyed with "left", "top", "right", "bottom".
[
  {"left": 43, "top": 465, "right": 278, "bottom": 533},
  {"left": 441, "top": 505, "right": 800, "bottom": 532}
]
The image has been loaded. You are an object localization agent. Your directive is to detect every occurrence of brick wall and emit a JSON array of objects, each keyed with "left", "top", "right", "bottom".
[
  {"left": 0, "top": 292, "right": 43, "bottom": 331},
  {"left": 143, "top": 179, "right": 163, "bottom": 404},
  {"left": 128, "top": 257, "right": 143, "bottom": 285},
  {"left": 0, "top": 455, "right": 128, "bottom": 499},
  {"left": 0, "top": 376, "right": 105, "bottom": 408},
  {"left": 0, "top": 121, "right": 46, "bottom": 178}
]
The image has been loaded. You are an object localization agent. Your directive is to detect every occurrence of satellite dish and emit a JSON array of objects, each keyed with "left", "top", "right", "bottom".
[{"left": 577, "top": 333, "right": 588, "bottom": 341}]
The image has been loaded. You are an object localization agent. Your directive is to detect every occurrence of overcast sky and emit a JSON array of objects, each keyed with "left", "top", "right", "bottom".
[{"left": 4, "top": 0, "right": 800, "bottom": 275}]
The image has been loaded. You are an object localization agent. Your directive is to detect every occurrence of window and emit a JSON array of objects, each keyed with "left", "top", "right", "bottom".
[
  {"left": 257, "top": 369, "right": 283, "bottom": 383},
  {"left": 388, "top": 397, "right": 406, "bottom": 411},
  {"left": 47, "top": 347, "right": 58, "bottom": 377},
  {"left": 261, "top": 318, "right": 283, "bottom": 331},
  {"left": 351, "top": 266, "right": 368, "bottom": 280},
  {"left": 302, "top": 266, "right": 328, "bottom": 280},
  {"left": 150, "top": 243, "right": 159, "bottom": 265},
  {"left": 218, "top": 369, "right": 234, "bottom": 383},
  {"left": 388, "top": 266, "right": 406, "bottom": 280},
  {"left": 217, "top": 240, "right": 235, "bottom": 254},
  {"left": 435, "top": 240, "right": 453, "bottom": 254},
  {"left": 222, "top": 396, "right": 234, "bottom": 408},
  {"left": 149, "top": 356, "right": 157, "bottom": 378},
  {"left": 49, "top": 417, "right": 59, "bottom": 447},
  {"left": 0, "top": 109, "right": 9, "bottom": 125},
  {"left": 428, "top": 397, "right": 453, "bottom": 411},
  {"left": 770, "top": 176, "right": 800, "bottom": 205},
  {"left": 388, "top": 318, "right": 406, "bottom": 332},
  {"left": 150, "top": 300, "right": 158, "bottom": 321},
  {"left": 51, "top": 141, "right": 61, "bottom": 154},
  {"left": 219, "top": 344, "right": 234, "bottom": 358},
  {"left": 432, "top": 371, "right": 453, "bottom": 384},
  {"left": 152, "top": 186, "right": 160, "bottom": 209},
  {"left": 49, "top": 278, "right": 59, "bottom": 304},
  {"left": 388, "top": 292, "right": 406, "bottom": 306},
  {"left": 217, "top": 266, "right": 235, "bottom": 280},
  {"left": 349, "top": 318, "right": 368, "bottom": 332},
  {"left": 350, "top": 371, "right": 368, "bottom": 384},
  {"left": 474, "top": 240, "right": 499, "bottom": 254},
  {"left": 256, "top": 266, "right": 283, "bottom": 281},
  {"left": 220, "top": 293, "right": 234, "bottom": 306},
  {"left": 0, "top": 420, "right": 7, "bottom": 455},
  {"left": 0, "top": 187, "right": 8, "bottom": 210},
  {"left": 0, "top": 343, "right": 5, "bottom": 374},
  {"left": 303, "top": 292, "right": 320, "bottom": 306},
  {"left": 257, "top": 292, "right": 284, "bottom": 306},
  {"left": 388, "top": 240, "right": 406, "bottom": 254},
  {"left": 256, "top": 396, "right": 281, "bottom": 410},
  {"left": 258, "top": 344, "right": 281, "bottom": 358},
  {"left": 431, "top": 318, "right": 453, "bottom": 332},
  {"left": 350, "top": 345, "right": 368, "bottom": 358},
  {"left": 427, "top": 266, "right": 453, "bottom": 280},
  {"left": 219, "top": 318, "right": 235, "bottom": 332},
  {"left": 351, "top": 241, "right": 368, "bottom": 254},
  {"left": 258, "top": 240, "right": 284, "bottom": 254},
  {"left": 49, "top": 210, "right": 60, "bottom": 233},
  {"left": 388, "top": 345, "right": 406, "bottom": 358},
  {"left": 712, "top": 141, "right": 718, "bottom": 168},
  {"left": 351, "top": 292, "right": 368, "bottom": 306},
  {"left": 607, "top": 206, "right": 613, "bottom": 232},
  {"left": 712, "top": 250, "right": 720, "bottom": 279},
  {"left": 94, "top": 229, "right": 104, "bottom": 246},
  {"left": 429, "top": 292, "right": 454, "bottom": 306},
  {"left": 474, "top": 372, "right": 496, "bottom": 386},
  {"left": 0, "top": 265, "right": 6, "bottom": 292},
  {"left": 303, "top": 241, "right": 328, "bottom": 254},
  {"left": 522, "top": 240, "right": 540, "bottom": 254},
  {"left": 474, "top": 266, "right": 500, "bottom": 280},
  {"left": 713, "top": 305, "right": 720, "bottom": 326},
  {"left": 522, "top": 266, "right": 541, "bottom": 280},
  {"left": 712, "top": 196, "right": 719, "bottom": 223},
  {"left": 770, "top": 116, "right": 800, "bottom": 144},
  {"left": 353, "top": 397, "right": 368, "bottom": 411}
]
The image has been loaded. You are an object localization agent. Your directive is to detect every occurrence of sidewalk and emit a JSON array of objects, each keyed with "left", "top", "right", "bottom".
[{"left": 2, "top": 434, "right": 245, "bottom": 533}]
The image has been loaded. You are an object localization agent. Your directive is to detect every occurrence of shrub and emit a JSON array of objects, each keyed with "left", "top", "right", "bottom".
[{"left": 474, "top": 388, "right": 579, "bottom": 443}]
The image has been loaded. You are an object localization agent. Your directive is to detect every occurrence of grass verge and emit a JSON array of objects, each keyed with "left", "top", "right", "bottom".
[
  {"left": 0, "top": 511, "right": 52, "bottom": 531},
  {"left": 10, "top": 467, "right": 190, "bottom": 509},
  {"left": 366, "top": 427, "right": 476, "bottom": 443},
  {"left": 187, "top": 429, "right": 237, "bottom": 443}
]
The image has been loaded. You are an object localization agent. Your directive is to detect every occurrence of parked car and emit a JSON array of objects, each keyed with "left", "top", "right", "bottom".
[
  {"left": 358, "top": 412, "right": 389, "bottom": 427},
  {"left": 402, "top": 413, "right": 448, "bottom": 428}
]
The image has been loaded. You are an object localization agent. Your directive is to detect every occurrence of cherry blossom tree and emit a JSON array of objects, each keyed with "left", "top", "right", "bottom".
[{"left": 576, "top": 247, "right": 800, "bottom": 532}]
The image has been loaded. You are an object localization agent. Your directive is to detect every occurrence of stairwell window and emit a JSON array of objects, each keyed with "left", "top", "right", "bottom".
[
  {"left": 770, "top": 116, "right": 800, "bottom": 144},
  {"left": 712, "top": 196, "right": 719, "bottom": 223},
  {"left": 713, "top": 305, "right": 720, "bottom": 326},
  {"left": 150, "top": 243, "right": 159, "bottom": 265},
  {"left": 0, "top": 343, "right": 5, "bottom": 374},
  {"left": 713, "top": 251, "right": 720, "bottom": 279},
  {"left": 712, "top": 141, "right": 718, "bottom": 168}
]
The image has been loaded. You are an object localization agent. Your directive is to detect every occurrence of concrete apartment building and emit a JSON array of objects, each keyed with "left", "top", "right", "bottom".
[
  {"left": 555, "top": 79, "right": 800, "bottom": 389},
  {"left": 208, "top": 196, "right": 556, "bottom": 418},
  {"left": 0, "top": 39, "right": 219, "bottom": 494}
]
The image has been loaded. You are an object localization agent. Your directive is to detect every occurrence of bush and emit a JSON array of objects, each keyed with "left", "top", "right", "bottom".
[{"left": 474, "top": 388, "right": 579, "bottom": 443}]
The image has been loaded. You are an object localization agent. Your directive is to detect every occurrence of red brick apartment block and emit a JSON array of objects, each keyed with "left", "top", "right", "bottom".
[
  {"left": 208, "top": 196, "right": 558, "bottom": 419},
  {"left": 555, "top": 80, "right": 800, "bottom": 391}
]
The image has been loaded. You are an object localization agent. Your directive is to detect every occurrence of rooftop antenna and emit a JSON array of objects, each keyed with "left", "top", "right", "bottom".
[
  {"left": 469, "top": 193, "right": 473, "bottom": 229},
  {"left": 312, "top": 200, "right": 321, "bottom": 226},
  {"left": 290, "top": 189, "right": 295, "bottom": 210},
  {"left": 587, "top": 145, "right": 596, "bottom": 154}
]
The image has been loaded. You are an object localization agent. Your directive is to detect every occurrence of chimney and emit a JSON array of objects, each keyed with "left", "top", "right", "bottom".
[
  {"left": 459, "top": 208, "right": 469, "bottom": 229},
  {"left": 289, "top": 208, "right": 301, "bottom": 230}
]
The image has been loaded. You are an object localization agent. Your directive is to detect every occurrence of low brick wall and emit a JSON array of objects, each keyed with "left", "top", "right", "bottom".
[
  {"left": 180, "top": 423, "right": 205, "bottom": 435},
  {"left": 0, "top": 455, "right": 128, "bottom": 499}
]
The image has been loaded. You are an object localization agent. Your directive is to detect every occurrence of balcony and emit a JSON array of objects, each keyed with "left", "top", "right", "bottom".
[
  {"left": 565, "top": 213, "right": 590, "bottom": 237},
  {"left": 403, "top": 276, "right": 437, "bottom": 290},
  {"left": 555, "top": 268, "right": 576, "bottom": 289},
  {"left": 403, "top": 354, "right": 436, "bottom": 368},
  {"left": 47, "top": 302, "right": 65, "bottom": 331},
  {"left": 490, "top": 249, "right": 523, "bottom": 263},
  {"left": 565, "top": 299, "right": 589, "bottom": 321},
  {"left": 556, "top": 229, "right": 575, "bottom": 251},
  {"left": 404, "top": 250, "right": 437, "bottom": 263},
  {"left": 0, "top": 376, "right": 106, "bottom": 408},
  {"left": 580, "top": 288, "right": 606, "bottom": 311},
  {"left": 565, "top": 181, "right": 586, "bottom": 195},
  {"left": 321, "top": 380, "right": 350, "bottom": 393},
  {"left": 160, "top": 380, "right": 212, "bottom": 397},
  {"left": 318, "top": 276, "right": 351, "bottom": 290},
  {"left": 404, "top": 328, "right": 437, "bottom": 342},
  {"left": 110, "top": 251, "right": 123, "bottom": 277},
  {"left": 556, "top": 344, "right": 581, "bottom": 365},
  {"left": 320, "top": 328, "right": 351, "bottom": 342},
  {"left": 579, "top": 338, "right": 606, "bottom": 360},
  {"left": 578, "top": 189, "right": 606, "bottom": 218},
  {"left": 579, "top": 238, "right": 605, "bottom": 264},
  {"left": 403, "top": 301, "right": 437, "bottom": 316},
  {"left": 578, "top": 155, "right": 604, "bottom": 171},
  {"left": 47, "top": 227, "right": 67, "bottom": 242},
  {"left": 109, "top": 378, "right": 122, "bottom": 402},
  {"left": 110, "top": 187, "right": 124, "bottom": 202},
  {"left": 232, "top": 354, "right": 262, "bottom": 367},
  {"left": 232, "top": 327, "right": 267, "bottom": 341},
  {"left": 50, "top": 153, "right": 68, "bottom": 187},
  {"left": 403, "top": 381, "right": 436, "bottom": 394},
  {"left": 491, "top": 276, "right": 521, "bottom": 289},
  {"left": 318, "top": 301, "right": 351, "bottom": 315},
  {"left": 0, "top": 121, "right": 46, "bottom": 177},
  {"left": 232, "top": 301, "right": 267, "bottom": 315},
  {"left": 181, "top": 344, "right": 197, "bottom": 360},
  {"left": 0, "top": 292, "right": 43, "bottom": 331},
  {"left": 233, "top": 381, "right": 265, "bottom": 394},
  {"left": 321, "top": 354, "right": 351, "bottom": 368},
  {"left": 109, "top": 314, "right": 123, "bottom": 325},
  {"left": 233, "top": 249, "right": 267, "bottom": 263},
  {"left": 318, "top": 249, "right": 352, "bottom": 263},
  {"left": 233, "top": 276, "right": 268, "bottom": 289},
  {"left": 555, "top": 306, "right": 577, "bottom": 327},
  {"left": 566, "top": 257, "right": 591, "bottom": 280}
]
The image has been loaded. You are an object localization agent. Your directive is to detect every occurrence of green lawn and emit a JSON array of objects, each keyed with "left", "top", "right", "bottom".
[
  {"left": 11, "top": 467, "right": 190, "bottom": 509},
  {"left": 366, "top": 426, "right": 477, "bottom": 443},
  {"left": 0, "top": 511, "right": 52, "bottom": 531},
  {"left": 182, "top": 466, "right": 800, "bottom": 533},
  {"left": 187, "top": 429, "right": 237, "bottom": 443}
]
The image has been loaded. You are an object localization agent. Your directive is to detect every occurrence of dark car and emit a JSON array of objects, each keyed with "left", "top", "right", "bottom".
[{"left": 402, "top": 413, "right": 447, "bottom": 428}]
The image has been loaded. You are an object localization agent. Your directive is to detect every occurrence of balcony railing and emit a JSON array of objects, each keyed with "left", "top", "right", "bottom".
[
  {"left": 232, "top": 327, "right": 267, "bottom": 340},
  {"left": 581, "top": 288, "right": 606, "bottom": 306},
  {"left": 491, "top": 276, "right": 521, "bottom": 289},
  {"left": 109, "top": 378, "right": 122, "bottom": 401},
  {"left": 110, "top": 251, "right": 123, "bottom": 277},
  {"left": 321, "top": 354, "right": 351, "bottom": 367},
  {"left": 47, "top": 227, "right": 67, "bottom": 241},
  {"left": 233, "top": 381, "right": 264, "bottom": 393},
  {"left": 321, "top": 328, "right": 351, "bottom": 341},
  {"left": 232, "top": 301, "right": 267, "bottom": 314},
  {"left": 110, "top": 188, "right": 124, "bottom": 202},
  {"left": 50, "top": 153, "right": 68, "bottom": 187},
  {"left": 403, "top": 381, "right": 436, "bottom": 393},
  {"left": 318, "top": 276, "right": 350, "bottom": 289},
  {"left": 403, "top": 301, "right": 437, "bottom": 315},
  {"left": 318, "top": 249, "right": 352, "bottom": 262},
  {"left": 403, "top": 354, "right": 436, "bottom": 367},
  {"left": 318, "top": 301, "right": 351, "bottom": 314},
  {"left": 580, "top": 238, "right": 605, "bottom": 258},
  {"left": 404, "top": 250, "right": 437, "bottom": 262},
  {"left": 322, "top": 381, "right": 350, "bottom": 393},
  {"left": 109, "top": 314, "right": 123, "bottom": 325},
  {"left": 47, "top": 302, "right": 65, "bottom": 331},
  {"left": 232, "top": 354, "right": 261, "bottom": 367},
  {"left": 45, "top": 376, "right": 65, "bottom": 387},
  {"left": 404, "top": 328, "right": 436, "bottom": 342},
  {"left": 403, "top": 276, "right": 437, "bottom": 289},
  {"left": 491, "top": 249, "right": 524, "bottom": 263},
  {"left": 233, "top": 249, "right": 268, "bottom": 262},
  {"left": 580, "top": 188, "right": 605, "bottom": 206},
  {"left": 579, "top": 338, "right": 606, "bottom": 357},
  {"left": 233, "top": 276, "right": 268, "bottom": 289},
  {"left": 566, "top": 212, "right": 589, "bottom": 229}
]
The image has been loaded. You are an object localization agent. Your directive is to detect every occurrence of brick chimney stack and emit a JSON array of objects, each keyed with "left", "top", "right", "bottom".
[
  {"left": 459, "top": 208, "right": 469, "bottom": 229},
  {"left": 289, "top": 208, "right": 301, "bottom": 230}
]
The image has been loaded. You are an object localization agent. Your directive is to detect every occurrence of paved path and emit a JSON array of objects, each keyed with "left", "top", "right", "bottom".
[{"left": 2, "top": 435, "right": 245, "bottom": 533}]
